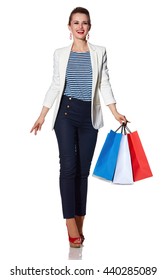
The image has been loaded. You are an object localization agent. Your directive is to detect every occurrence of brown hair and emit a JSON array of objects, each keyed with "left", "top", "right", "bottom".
[{"left": 68, "top": 7, "right": 91, "bottom": 26}]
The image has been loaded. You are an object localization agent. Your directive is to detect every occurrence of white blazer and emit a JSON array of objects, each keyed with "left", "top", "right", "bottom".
[{"left": 43, "top": 42, "right": 116, "bottom": 129}]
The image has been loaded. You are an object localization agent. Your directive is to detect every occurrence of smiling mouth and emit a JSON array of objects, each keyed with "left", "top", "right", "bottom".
[{"left": 77, "top": 31, "right": 84, "bottom": 34}]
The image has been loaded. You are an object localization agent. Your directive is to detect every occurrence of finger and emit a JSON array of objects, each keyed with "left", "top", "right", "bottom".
[
  {"left": 125, "top": 118, "right": 130, "bottom": 124},
  {"left": 30, "top": 125, "right": 35, "bottom": 133},
  {"left": 31, "top": 126, "right": 36, "bottom": 133},
  {"left": 35, "top": 125, "right": 39, "bottom": 135},
  {"left": 123, "top": 116, "right": 130, "bottom": 124},
  {"left": 30, "top": 122, "right": 37, "bottom": 133},
  {"left": 121, "top": 118, "right": 126, "bottom": 123}
]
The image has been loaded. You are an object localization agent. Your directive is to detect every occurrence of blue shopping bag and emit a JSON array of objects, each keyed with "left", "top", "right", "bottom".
[{"left": 93, "top": 129, "right": 122, "bottom": 181}]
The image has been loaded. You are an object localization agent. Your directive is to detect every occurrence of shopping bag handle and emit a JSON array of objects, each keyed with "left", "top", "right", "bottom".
[
  {"left": 123, "top": 123, "right": 131, "bottom": 134},
  {"left": 115, "top": 123, "right": 131, "bottom": 135}
]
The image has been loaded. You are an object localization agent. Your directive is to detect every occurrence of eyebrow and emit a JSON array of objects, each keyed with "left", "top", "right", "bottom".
[{"left": 72, "top": 20, "right": 88, "bottom": 23}]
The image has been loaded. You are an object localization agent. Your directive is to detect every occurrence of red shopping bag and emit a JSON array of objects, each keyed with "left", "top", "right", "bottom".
[{"left": 127, "top": 131, "right": 153, "bottom": 181}]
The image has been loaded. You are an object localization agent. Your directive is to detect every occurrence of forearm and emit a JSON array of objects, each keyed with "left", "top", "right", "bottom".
[
  {"left": 107, "top": 103, "right": 118, "bottom": 116},
  {"left": 39, "top": 106, "right": 50, "bottom": 119},
  {"left": 107, "top": 103, "right": 127, "bottom": 124}
]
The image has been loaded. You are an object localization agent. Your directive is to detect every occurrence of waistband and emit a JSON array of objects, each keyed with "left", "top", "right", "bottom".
[{"left": 62, "top": 95, "right": 91, "bottom": 105}]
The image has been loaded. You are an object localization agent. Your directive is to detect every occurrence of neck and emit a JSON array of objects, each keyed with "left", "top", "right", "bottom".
[{"left": 72, "top": 39, "right": 89, "bottom": 52}]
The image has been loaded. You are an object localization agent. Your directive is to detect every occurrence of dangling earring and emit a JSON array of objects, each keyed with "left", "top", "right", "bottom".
[
  {"left": 69, "top": 32, "right": 72, "bottom": 40},
  {"left": 87, "top": 33, "right": 90, "bottom": 40}
]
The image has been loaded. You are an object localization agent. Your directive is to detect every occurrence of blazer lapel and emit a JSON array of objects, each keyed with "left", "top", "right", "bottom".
[
  {"left": 88, "top": 42, "right": 98, "bottom": 99},
  {"left": 59, "top": 44, "right": 72, "bottom": 91}
]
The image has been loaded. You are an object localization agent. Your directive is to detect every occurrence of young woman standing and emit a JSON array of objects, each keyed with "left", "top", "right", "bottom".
[{"left": 30, "top": 7, "right": 127, "bottom": 248}]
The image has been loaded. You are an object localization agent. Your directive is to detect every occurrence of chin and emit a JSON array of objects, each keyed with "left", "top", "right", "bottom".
[{"left": 76, "top": 35, "right": 87, "bottom": 40}]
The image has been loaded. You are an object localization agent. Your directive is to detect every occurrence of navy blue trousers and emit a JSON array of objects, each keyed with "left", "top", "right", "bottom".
[{"left": 54, "top": 95, "right": 98, "bottom": 219}]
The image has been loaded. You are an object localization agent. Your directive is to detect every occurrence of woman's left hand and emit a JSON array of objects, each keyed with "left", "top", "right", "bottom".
[
  {"left": 114, "top": 112, "right": 128, "bottom": 124},
  {"left": 107, "top": 104, "right": 129, "bottom": 124}
]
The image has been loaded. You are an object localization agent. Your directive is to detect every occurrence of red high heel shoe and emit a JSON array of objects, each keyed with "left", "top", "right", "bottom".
[{"left": 68, "top": 235, "right": 81, "bottom": 248}]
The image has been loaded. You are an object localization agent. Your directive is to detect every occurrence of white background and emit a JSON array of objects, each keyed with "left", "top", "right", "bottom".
[{"left": 0, "top": 0, "right": 166, "bottom": 279}]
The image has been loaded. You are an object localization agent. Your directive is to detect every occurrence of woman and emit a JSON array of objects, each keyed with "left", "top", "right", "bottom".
[{"left": 30, "top": 7, "right": 127, "bottom": 248}]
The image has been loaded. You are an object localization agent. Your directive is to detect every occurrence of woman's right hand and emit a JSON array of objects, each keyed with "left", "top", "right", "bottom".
[{"left": 30, "top": 116, "right": 45, "bottom": 135}]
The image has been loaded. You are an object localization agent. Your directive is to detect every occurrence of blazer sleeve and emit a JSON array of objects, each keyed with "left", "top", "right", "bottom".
[
  {"left": 43, "top": 50, "right": 60, "bottom": 108},
  {"left": 99, "top": 48, "right": 116, "bottom": 105}
]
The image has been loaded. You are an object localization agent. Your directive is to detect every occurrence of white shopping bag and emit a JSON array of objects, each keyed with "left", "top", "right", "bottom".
[{"left": 113, "top": 134, "right": 133, "bottom": 184}]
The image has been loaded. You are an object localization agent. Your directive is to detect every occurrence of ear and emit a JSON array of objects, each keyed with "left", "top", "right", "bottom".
[
  {"left": 68, "top": 24, "right": 71, "bottom": 32},
  {"left": 88, "top": 24, "right": 91, "bottom": 31}
]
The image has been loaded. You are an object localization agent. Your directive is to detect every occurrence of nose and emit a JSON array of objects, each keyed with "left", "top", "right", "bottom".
[{"left": 78, "top": 23, "right": 84, "bottom": 29}]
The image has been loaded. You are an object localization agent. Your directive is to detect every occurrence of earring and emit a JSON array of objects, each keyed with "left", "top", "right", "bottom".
[
  {"left": 87, "top": 33, "right": 90, "bottom": 40},
  {"left": 69, "top": 32, "right": 72, "bottom": 40}
]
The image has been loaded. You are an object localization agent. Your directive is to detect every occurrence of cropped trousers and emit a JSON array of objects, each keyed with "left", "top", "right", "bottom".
[{"left": 54, "top": 95, "right": 98, "bottom": 219}]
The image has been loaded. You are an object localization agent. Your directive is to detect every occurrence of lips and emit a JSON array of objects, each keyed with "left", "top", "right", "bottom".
[{"left": 77, "top": 31, "right": 84, "bottom": 34}]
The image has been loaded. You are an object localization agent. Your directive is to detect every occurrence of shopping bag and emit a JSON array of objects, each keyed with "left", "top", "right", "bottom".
[
  {"left": 127, "top": 131, "right": 153, "bottom": 181},
  {"left": 112, "top": 134, "right": 134, "bottom": 184},
  {"left": 93, "top": 129, "right": 122, "bottom": 181}
]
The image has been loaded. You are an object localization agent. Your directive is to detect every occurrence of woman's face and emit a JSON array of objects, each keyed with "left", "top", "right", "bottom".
[{"left": 68, "top": 13, "right": 91, "bottom": 40}]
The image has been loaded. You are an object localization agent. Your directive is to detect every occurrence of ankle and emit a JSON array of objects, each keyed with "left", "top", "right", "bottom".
[
  {"left": 75, "top": 215, "right": 85, "bottom": 235},
  {"left": 66, "top": 218, "right": 80, "bottom": 238}
]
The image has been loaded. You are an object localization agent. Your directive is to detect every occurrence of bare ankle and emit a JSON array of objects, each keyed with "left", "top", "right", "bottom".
[
  {"left": 66, "top": 218, "right": 80, "bottom": 238},
  {"left": 75, "top": 215, "right": 85, "bottom": 234}
]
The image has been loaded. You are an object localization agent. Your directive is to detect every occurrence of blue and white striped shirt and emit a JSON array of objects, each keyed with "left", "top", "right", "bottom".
[{"left": 64, "top": 51, "right": 92, "bottom": 101}]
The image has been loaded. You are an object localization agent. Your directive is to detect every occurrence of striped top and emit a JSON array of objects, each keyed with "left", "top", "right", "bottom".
[{"left": 63, "top": 51, "right": 92, "bottom": 101}]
